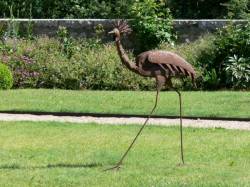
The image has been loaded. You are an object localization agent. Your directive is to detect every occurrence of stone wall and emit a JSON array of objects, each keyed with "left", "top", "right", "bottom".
[
  {"left": 0, "top": 19, "right": 247, "bottom": 43},
  {"left": 174, "top": 19, "right": 247, "bottom": 42}
]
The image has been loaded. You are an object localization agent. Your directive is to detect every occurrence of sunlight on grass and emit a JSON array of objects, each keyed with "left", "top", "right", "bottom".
[
  {"left": 0, "top": 89, "right": 249, "bottom": 118},
  {"left": 0, "top": 121, "right": 249, "bottom": 186}
]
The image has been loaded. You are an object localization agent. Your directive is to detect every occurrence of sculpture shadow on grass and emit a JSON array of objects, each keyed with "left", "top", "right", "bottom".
[{"left": 0, "top": 162, "right": 102, "bottom": 170}]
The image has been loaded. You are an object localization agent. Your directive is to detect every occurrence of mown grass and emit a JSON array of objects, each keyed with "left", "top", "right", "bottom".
[
  {"left": 0, "top": 121, "right": 249, "bottom": 186},
  {"left": 0, "top": 89, "right": 249, "bottom": 118}
]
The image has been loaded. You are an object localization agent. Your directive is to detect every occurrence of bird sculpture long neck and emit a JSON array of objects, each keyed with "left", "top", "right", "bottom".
[{"left": 115, "top": 36, "right": 138, "bottom": 73}]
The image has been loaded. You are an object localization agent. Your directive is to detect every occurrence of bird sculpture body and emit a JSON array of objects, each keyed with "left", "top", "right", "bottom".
[{"left": 106, "top": 21, "right": 196, "bottom": 171}]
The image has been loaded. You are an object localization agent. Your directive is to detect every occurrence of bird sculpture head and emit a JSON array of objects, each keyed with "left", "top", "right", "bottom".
[{"left": 108, "top": 20, "right": 132, "bottom": 38}]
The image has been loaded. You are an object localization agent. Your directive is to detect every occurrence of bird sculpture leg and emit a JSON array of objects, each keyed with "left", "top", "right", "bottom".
[
  {"left": 173, "top": 88, "right": 184, "bottom": 165},
  {"left": 165, "top": 78, "right": 184, "bottom": 165},
  {"left": 104, "top": 77, "right": 164, "bottom": 171}
]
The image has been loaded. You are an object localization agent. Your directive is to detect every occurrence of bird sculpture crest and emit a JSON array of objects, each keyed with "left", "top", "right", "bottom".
[{"left": 106, "top": 20, "right": 196, "bottom": 171}]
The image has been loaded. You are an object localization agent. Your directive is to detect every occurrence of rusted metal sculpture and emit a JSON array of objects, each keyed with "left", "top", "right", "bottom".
[{"left": 106, "top": 20, "right": 196, "bottom": 170}]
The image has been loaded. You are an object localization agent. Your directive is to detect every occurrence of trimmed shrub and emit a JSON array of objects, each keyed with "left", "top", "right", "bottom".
[{"left": 0, "top": 63, "right": 13, "bottom": 89}]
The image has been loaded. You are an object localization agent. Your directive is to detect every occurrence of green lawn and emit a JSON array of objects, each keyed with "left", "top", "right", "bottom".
[
  {"left": 0, "top": 89, "right": 249, "bottom": 118},
  {"left": 0, "top": 121, "right": 249, "bottom": 186}
]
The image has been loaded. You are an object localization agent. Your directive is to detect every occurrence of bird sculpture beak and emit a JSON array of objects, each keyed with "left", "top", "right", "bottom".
[{"left": 108, "top": 30, "right": 115, "bottom": 34}]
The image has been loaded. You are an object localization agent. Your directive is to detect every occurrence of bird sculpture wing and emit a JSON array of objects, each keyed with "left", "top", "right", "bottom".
[{"left": 147, "top": 51, "right": 196, "bottom": 79}]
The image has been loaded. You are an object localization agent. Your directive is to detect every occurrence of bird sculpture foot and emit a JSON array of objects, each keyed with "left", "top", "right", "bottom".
[
  {"left": 104, "top": 162, "right": 122, "bottom": 171},
  {"left": 177, "top": 162, "right": 185, "bottom": 167}
]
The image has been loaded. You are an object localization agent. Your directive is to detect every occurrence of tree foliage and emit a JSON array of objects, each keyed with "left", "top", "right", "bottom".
[{"left": 0, "top": 0, "right": 248, "bottom": 19}]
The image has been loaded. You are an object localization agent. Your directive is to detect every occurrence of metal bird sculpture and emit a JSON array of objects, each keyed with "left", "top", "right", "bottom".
[{"left": 106, "top": 20, "right": 196, "bottom": 171}]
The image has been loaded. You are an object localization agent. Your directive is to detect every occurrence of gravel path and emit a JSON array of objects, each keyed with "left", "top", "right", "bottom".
[{"left": 0, "top": 113, "right": 249, "bottom": 131}]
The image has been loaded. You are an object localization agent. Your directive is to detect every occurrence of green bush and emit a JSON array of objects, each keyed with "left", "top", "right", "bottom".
[
  {"left": 130, "top": 0, "right": 175, "bottom": 51},
  {"left": 159, "top": 22, "right": 250, "bottom": 90},
  {"left": 225, "top": 55, "right": 250, "bottom": 88},
  {"left": 0, "top": 36, "right": 154, "bottom": 90},
  {"left": 79, "top": 44, "right": 154, "bottom": 90},
  {"left": 202, "top": 22, "right": 250, "bottom": 89},
  {"left": 56, "top": 26, "right": 74, "bottom": 59},
  {"left": 162, "top": 22, "right": 250, "bottom": 90},
  {"left": 0, "top": 63, "right": 13, "bottom": 89},
  {"left": 225, "top": 0, "right": 250, "bottom": 19}
]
